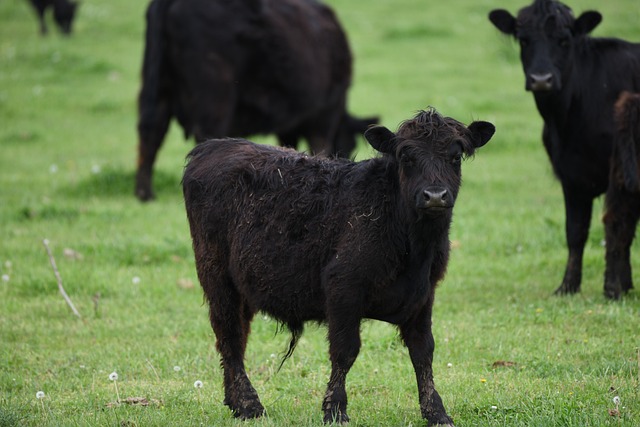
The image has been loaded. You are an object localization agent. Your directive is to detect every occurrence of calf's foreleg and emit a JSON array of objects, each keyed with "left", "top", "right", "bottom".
[{"left": 401, "top": 304, "right": 453, "bottom": 427}]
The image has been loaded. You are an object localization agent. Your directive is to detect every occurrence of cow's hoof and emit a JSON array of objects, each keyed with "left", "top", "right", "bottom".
[
  {"left": 604, "top": 287, "right": 622, "bottom": 300},
  {"left": 135, "top": 187, "right": 155, "bottom": 202},
  {"left": 553, "top": 283, "right": 580, "bottom": 295}
]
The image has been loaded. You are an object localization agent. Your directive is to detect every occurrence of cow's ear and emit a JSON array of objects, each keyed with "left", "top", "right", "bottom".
[
  {"left": 489, "top": 9, "right": 517, "bottom": 36},
  {"left": 364, "top": 126, "right": 397, "bottom": 154},
  {"left": 574, "top": 11, "right": 601, "bottom": 35},
  {"left": 468, "top": 121, "right": 495, "bottom": 149}
]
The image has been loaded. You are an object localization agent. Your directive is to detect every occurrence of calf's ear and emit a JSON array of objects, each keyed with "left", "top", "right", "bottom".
[
  {"left": 364, "top": 126, "right": 397, "bottom": 154},
  {"left": 468, "top": 121, "right": 495, "bottom": 149},
  {"left": 488, "top": 9, "right": 516, "bottom": 36},
  {"left": 574, "top": 11, "right": 601, "bottom": 36}
]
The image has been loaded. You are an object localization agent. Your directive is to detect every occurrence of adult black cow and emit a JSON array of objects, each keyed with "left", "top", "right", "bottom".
[
  {"left": 489, "top": 0, "right": 640, "bottom": 298},
  {"left": 182, "top": 109, "right": 495, "bottom": 425},
  {"left": 603, "top": 92, "right": 640, "bottom": 299},
  {"left": 136, "top": 0, "right": 377, "bottom": 201},
  {"left": 28, "top": 0, "right": 78, "bottom": 35}
]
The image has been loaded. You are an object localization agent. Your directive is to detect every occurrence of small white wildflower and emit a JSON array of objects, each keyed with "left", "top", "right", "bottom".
[
  {"left": 194, "top": 380, "right": 203, "bottom": 389},
  {"left": 1, "top": 274, "right": 9, "bottom": 282},
  {"left": 91, "top": 164, "right": 101, "bottom": 174},
  {"left": 132, "top": 276, "right": 141, "bottom": 284},
  {"left": 447, "top": 363, "right": 453, "bottom": 368},
  {"left": 109, "top": 372, "right": 118, "bottom": 381},
  {"left": 270, "top": 354, "right": 276, "bottom": 359},
  {"left": 491, "top": 405, "right": 498, "bottom": 410},
  {"left": 36, "top": 391, "right": 45, "bottom": 399},
  {"left": 174, "top": 366, "right": 181, "bottom": 372},
  {"left": 43, "top": 238, "right": 50, "bottom": 245},
  {"left": 49, "top": 164, "right": 58, "bottom": 174},
  {"left": 613, "top": 396, "right": 621, "bottom": 406}
]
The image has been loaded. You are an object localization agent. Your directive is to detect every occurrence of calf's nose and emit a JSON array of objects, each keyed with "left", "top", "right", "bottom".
[{"left": 423, "top": 187, "right": 449, "bottom": 208}]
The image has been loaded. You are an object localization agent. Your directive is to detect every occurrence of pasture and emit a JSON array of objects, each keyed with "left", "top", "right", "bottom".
[{"left": 0, "top": 0, "right": 639, "bottom": 425}]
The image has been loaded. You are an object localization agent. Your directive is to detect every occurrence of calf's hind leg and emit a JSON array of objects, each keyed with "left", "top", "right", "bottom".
[{"left": 203, "top": 271, "right": 263, "bottom": 419}]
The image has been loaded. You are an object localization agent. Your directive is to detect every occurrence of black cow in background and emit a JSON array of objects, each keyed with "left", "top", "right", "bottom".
[
  {"left": 136, "top": 0, "right": 378, "bottom": 201},
  {"left": 604, "top": 92, "right": 640, "bottom": 298},
  {"left": 489, "top": 0, "right": 640, "bottom": 299},
  {"left": 28, "top": 0, "right": 78, "bottom": 35},
  {"left": 182, "top": 109, "right": 495, "bottom": 425}
]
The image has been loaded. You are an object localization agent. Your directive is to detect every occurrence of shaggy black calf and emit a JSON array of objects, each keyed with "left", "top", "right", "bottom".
[
  {"left": 603, "top": 92, "right": 640, "bottom": 299},
  {"left": 182, "top": 109, "right": 494, "bottom": 425}
]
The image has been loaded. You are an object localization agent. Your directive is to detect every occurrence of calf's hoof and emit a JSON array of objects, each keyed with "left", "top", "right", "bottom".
[
  {"left": 323, "top": 410, "right": 349, "bottom": 424},
  {"left": 229, "top": 399, "right": 265, "bottom": 420}
]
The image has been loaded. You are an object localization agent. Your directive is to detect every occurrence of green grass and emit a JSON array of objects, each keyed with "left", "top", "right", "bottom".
[{"left": 1, "top": 0, "right": 640, "bottom": 426}]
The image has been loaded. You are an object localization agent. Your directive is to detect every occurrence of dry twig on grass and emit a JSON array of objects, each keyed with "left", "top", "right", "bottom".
[{"left": 43, "top": 239, "right": 82, "bottom": 319}]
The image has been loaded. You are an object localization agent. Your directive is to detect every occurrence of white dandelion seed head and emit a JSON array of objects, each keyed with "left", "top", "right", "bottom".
[
  {"left": 132, "top": 276, "right": 141, "bottom": 285},
  {"left": 174, "top": 366, "right": 181, "bottom": 372},
  {"left": 194, "top": 380, "right": 203, "bottom": 389},
  {"left": 36, "top": 391, "right": 45, "bottom": 399},
  {"left": 109, "top": 372, "right": 118, "bottom": 381},
  {"left": 613, "top": 396, "right": 621, "bottom": 406},
  {"left": 91, "top": 164, "right": 101, "bottom": 174},
  {"left": 1, "top": 274, "right": 9, "bottom": 282},
  {"left": 49, "top": 164, "right": 58, "bottom": 174}
]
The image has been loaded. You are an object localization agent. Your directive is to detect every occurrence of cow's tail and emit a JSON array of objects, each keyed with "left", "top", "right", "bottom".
[
  {"left": 138, "top": 0, "right": 173, "bottom": 123},
  {"left": 614, "top": 91, "right": 640, "bottom": 192}
]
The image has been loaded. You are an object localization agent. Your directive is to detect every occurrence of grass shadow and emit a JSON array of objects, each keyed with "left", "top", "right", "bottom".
[{"left": 63, "top": 167, "right": 183, "bottom": 200}]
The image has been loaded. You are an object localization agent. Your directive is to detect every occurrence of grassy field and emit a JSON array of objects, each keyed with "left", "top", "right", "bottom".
[{"left": 1, "top": 0, "right": 639, "bottom": 426}]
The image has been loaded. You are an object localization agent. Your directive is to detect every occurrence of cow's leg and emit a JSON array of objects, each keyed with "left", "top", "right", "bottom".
[
  {"left": 323, "top": 302, "right": 362, "bottom": 423},
  {"left": 199, "top": 259, "right": 263, "bottom": 419},
  {"left": 136, "top": 99, "right": 171, "bottom": 201},
  {"left": 554, "top": 187, "right": 593, "bottom": 295},
  {"left": 603, "top": 187, "right": 639, "bottom": 299},
  {"left": 400, "top": 301, "right": 454, "bottom": 427}
]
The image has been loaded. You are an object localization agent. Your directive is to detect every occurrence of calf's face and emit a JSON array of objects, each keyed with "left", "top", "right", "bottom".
[
  {"left": 489, "top": 0, "right": 601, "bottom": 93},
  {"left": 365, "top": 110, "right": 495, "bottom": 218}
]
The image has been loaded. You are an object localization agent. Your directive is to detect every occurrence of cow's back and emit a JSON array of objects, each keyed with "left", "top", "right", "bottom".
[
  {"left": 164, "top": 0, "right": 351, "bottom": 137},
  {"left": 183, "top": 139, "right": 365, "bottom": 321}
]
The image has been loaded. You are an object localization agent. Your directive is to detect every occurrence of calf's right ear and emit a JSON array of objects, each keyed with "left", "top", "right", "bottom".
[
  {"left": 364, "top": 126, "right": 397, "bottom": 154},
  {"left": 489, "top": 9, "right": 516, "bottom": 36}
]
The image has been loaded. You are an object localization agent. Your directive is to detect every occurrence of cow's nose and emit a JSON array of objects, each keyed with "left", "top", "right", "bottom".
[
  {"left": 423, "top": 188, "right": 449, "bottom": 208},
  {"left": 529, "top": 73, "right": 553, "bottom": 91}
]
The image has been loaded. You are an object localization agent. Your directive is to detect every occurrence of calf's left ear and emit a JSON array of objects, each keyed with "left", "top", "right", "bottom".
[
  {"left": 468, "top": 121, "right": 495, "bottom": 148},
  {"left": 364, "top": 125, "right": 397, "bottom": 154}
]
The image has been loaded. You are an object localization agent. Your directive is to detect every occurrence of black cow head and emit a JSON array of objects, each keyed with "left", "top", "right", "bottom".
[
  {"left": 489, "top": 0, "right": 601, "bottom": 92},
  {"left": 365, "top": 109, "right": 494, "bottom": 218}
]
